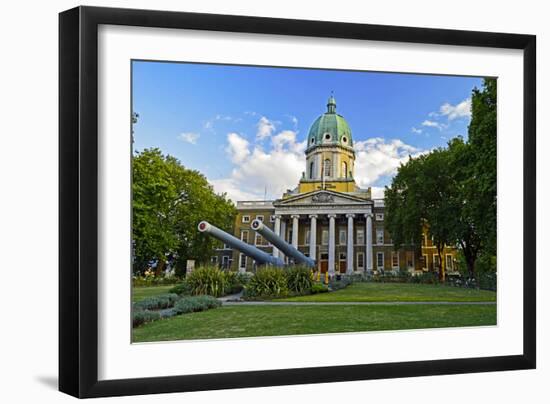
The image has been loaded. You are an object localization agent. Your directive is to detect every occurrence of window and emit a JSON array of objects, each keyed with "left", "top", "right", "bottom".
[
  {"left": 377, "top": 252, "right": 384, "bottom": 269},
  {"left": 222, "top": 256, "right": 229, "bottom": 268},
  {"left": 211, "top": 256, "right": 218, "bottom": 264},
  {"left": 392, "top": 252, "right": 399, "bottom": 268},
  {"left": 321, "top": 229, "right": 329, "bottom": 245},
  {"left": 256, "top": 215, "right": 264, "bottom": 222},
  {"left": 254, "top": 233, "right": 262, "bottom": 246},
  {"left": 407, "top": 251, "right": 415, "bottom": 268},
  {"left": 446, "top": 254, "right": 454, "bottom": 271},
  {"left": 309, "top": 161, "right": 314, "bottom": 179},
  {"left": 339, "top": 252, "right": 346, "bottom": 261},
  {"left": 376, "top": 228, "right": 384, "bottom": 245},
  {"left": 223, "top": 243, "right": 230, "bottom": 250},
  {"left": 423, "top": 254, "right": 429, "bottom": 270},
  {"left": 356, "top": 229, "right": 365, "bottom": 244},
  {"left": 305, "top": 229, "right": 310, "bottom": 245},
  {"left": 342, "top": 161, "right": 348, "bottom": 178},
  {"left": 239, "top": 254, "right": 247, "bottom": 269},
  {"left": 242, "top": 215, "right": 250, "bottom": 223},
  {"left": 269, "top": 215, "right": 275, "bottom": 222},
  {"left": 339, "top": 229, "right": 346, "bottom": 245},
  {"left": 240, "top": 230, "right": 248, "bottom": 243},
  {"left": 357, "top": 252, "right": 365, "bottom": 269},
  {"left": 288, "top": 229, "right": 293, "bottom": 244},
  {"left": 324, "top": 159, "right": 331, "bottom": 177},
  {"left": 375, "top": 213, "right": 384, "bottom": 221}
]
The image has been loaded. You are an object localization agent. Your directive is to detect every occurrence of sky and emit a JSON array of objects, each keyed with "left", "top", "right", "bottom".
[{"left": 132, "top": 60, "right": 483, "bottom": 202}]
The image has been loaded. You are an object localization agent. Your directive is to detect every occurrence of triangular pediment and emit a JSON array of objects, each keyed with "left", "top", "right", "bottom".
[{"left": 274, "top": 190, "right": 370, "bottom": 207}]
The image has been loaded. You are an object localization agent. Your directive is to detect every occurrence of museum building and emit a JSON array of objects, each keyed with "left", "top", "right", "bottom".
[{"left": 213, "top": 96, "right": 457, "bottom": 276}]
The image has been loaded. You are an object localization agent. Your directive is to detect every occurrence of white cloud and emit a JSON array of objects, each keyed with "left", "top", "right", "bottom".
[
  {"left": 353, "top": 138, "right": 428, "bottom": 188},
  {"left": 411, "top": 127, "right": 423, "bottom": 134},
  {"left": 421, "top": 120, "right": 448, "bottom": 131},
  {"left": 256, "top": 116, "right": 276, "bottom": 140},
  {"left": 178, "top": 132, "right": 200, "bottom": 144},
  {"left": 370, "top": 187, "right": 386, "bottom": 199},
  {"left": 212, "top": 130, "right": 306, "bottom": 201},
  {"left": 208, "top": 178, "right": 260, "bottom": 202},
  {"left": 439, "top": 98, "right": 471, "bottom": 120},
  {"left": 225, "top": 132, "right": 250, "bottom": 164}
]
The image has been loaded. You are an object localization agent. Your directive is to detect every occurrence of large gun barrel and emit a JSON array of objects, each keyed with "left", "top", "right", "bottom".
[
  {"left": 198, "top": 221, "right": 285, "bottom": 267},
  {"left": 251, "top": 219, "right": 316, "bottom": 268}
]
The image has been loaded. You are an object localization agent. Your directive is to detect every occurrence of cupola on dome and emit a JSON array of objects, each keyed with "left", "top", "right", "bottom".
[{"left": 307, "top": 95, "right": 353, "bottom": 151}]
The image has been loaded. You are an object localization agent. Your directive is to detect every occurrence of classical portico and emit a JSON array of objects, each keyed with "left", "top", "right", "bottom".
[{"left": 272, "top": 190, "right": 373, "bottom": 274}]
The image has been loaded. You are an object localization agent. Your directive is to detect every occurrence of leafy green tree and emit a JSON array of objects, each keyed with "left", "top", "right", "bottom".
[
  {"left": 132, "top": 148, "right": 236, "bottom": 275},
  {"left": 385, "top": 149, "right": 457, "bottom": 281},
  {"left": 385, "top": 78, "right": 496, "bottom": 280},
  {"left": 466, "top": 78, "right": 497, "bottom": 255}
]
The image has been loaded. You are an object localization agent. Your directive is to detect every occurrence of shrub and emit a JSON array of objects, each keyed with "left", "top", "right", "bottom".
[
  {"left": 311, "top": 283, "right": 328, "bottom": 294},
  {"left": 132, "top": 310, "right": 160, "bottom": 327},
  {"left": 173, "top": 295, "right": 221, "bottom": 314},
  {"left": 286, "top": 266, "right": 313, "bottom": 294},
  {"left": 133, "top": 293, "right": 179, "bottom": 311},
  {"left": 224, "top": 271, "right": 251, "bottom": 294},
  {"left": 185, "top": 266, "right": 227, "bottom": 297},
  {"left": 245, "top": 268, "right": 289, "bottom": 298},
  {"left": 410, "top": 271, "right": 439, "bottom": 284},
  {"left": 169, "top": 281, "right": 191, "bottom": 296}
]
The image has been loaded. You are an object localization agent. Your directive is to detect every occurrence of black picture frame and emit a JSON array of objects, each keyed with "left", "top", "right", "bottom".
[{"left": 59, "top": 5, "right": 536, "bottom": 398}]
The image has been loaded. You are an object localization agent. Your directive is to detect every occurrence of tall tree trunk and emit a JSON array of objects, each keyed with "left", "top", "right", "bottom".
[
  {"left": 155, "top": 259, "right": 165, "bottom": 277},
  {"left": 437, "top": 244, "right": 445, "bottom": 282}
]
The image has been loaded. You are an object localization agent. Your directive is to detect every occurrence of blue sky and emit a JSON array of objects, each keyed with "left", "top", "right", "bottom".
[{"left": 132, "top": 60, "right": 483, "bottom": 201}]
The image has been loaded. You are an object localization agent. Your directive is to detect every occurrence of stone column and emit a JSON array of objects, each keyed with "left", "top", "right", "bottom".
[
  {"left": 346, "top": 214, "right": 355, "bottom": 274},
  {"left": 309, "top": 214, "right": 318, "bottom": 262},
  {"left": 328, "top": 214, "right": 336, "bottom": 276},
  {"left": 279, "top": 219, "right": 287, "bottom": 262},
  {"left": 365, "top": 213, "right": 373, "bottom": 274},
  {"left": 291, "top": 214, "right": 300, "bottom": 249},
  {"left": 273, "top": 214, "right": 281, "bottom": 258}
]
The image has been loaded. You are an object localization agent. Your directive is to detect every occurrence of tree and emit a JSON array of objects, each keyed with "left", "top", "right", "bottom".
[
  {"left": 132, "top": 148, "right": 236, "bottom": 275},
  {"left": 385, "top": 78, "right": 497, "bottom": 280},
  {"left": 466, "top": 78, "right": 497, "bottom": 256},
  {"left": 385, "top": 149, "right": 457, "bottom": 281}
]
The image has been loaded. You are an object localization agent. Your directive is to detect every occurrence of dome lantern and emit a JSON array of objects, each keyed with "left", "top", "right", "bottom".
[{"left": 306, "top": 95, "right": 353, "bottom": 151}]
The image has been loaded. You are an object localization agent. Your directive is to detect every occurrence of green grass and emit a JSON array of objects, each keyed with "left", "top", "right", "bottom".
[
  {"left": 132, "top": 304, "right": 496, "bottom": 342},
  {"left": 132, "top": 285, "right": 174, "bottom": 302},
  {"left": 277, "top": 282, "right": 496, "bottom": 303}
]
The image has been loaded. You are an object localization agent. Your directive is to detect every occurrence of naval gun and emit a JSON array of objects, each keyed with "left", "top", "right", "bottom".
[
  {"left": 198, "top": 221, "right": 285, "bottom": 267},
  {"left": 251, "top": 219, "right": 316, "bottom": 268}
]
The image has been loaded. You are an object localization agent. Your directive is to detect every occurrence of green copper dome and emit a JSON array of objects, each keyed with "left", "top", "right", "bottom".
[{"left": 306, "top": 96, "right": 353, "bottom": 151}]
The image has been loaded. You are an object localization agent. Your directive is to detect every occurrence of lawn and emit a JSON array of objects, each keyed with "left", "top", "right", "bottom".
[
  {"left": 277, "top": 282, "right": 496, "bottom": 303},
  {"left": 132, "top": 303, "right": 496, "bottom": 342},
  {"left": 132, "top": 285, "right": 174, "bottom": 302}
]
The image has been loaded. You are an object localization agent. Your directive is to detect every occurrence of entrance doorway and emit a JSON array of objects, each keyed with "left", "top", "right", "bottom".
[
  {"left": 320, "top": 253, "right": 329, "bottom": 273},
  {"left": 339, "top": 252, "right": 347, "bottom": 273}
]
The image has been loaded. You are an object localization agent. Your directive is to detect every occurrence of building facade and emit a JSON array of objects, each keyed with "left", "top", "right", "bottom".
[{"left": 214, "top": 96, "right": 458, "bottom": 276}]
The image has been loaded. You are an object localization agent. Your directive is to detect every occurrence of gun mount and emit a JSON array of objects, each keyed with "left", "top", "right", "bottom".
[
  {"left": 251, "top": 219, "right": 316, "bottom": 268},
  {"left": 198, "top": 221, "right": 285, "bottom": 267}
]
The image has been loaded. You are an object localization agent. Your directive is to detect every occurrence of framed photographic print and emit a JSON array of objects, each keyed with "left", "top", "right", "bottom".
[{"left": 59, "top": 6, "right": 536, "bottom": 398}]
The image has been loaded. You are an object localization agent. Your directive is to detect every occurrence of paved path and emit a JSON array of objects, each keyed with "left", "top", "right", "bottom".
[
  {"left": 217, "top": 291, "right": 243, "bottom": 302},
  {"left": 222, "top": 301, "right": 495, "bottom": 306}
]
